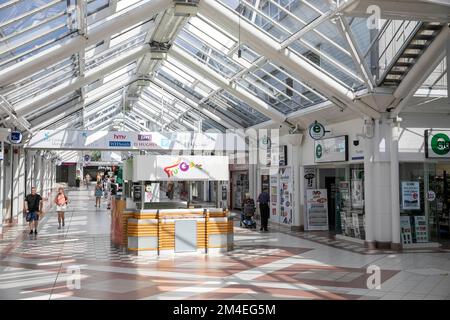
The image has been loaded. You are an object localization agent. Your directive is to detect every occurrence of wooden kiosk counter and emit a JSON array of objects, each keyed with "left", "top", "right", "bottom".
[{"left": 111, "top": 155, "right": 233, "bottom": 255}]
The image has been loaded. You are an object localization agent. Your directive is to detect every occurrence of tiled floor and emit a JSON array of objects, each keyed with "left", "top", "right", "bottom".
[{"left": 1, "top": 189, "right": 450, "bottom": 300}]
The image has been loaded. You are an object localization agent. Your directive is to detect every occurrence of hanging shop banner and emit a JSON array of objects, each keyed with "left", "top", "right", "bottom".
[
  {"left": 306, "top": 189, "right": 329, "bottom": 231},
  {"left": 400, "top": 216, "right": 413, "bottom": 245},
  {"left": 314, "top": 135, "right": 348, "bottom": 163},
  {"left": 26, "top": 130, "right": 246, "bottom": 151},
  {"left": 401, "top": 181, "right": 421, "bottom": 210},
  {"left": 425, "top": 130, "right": 450, "bottom": 158},
  {"left": 133, "top": 155, "right": 229, "bottom": 181},
  {"left": 279, "top": 167, "right": 293, "bottom": 225},
  {"left": 414, "top": 216, "right": 428, "bottom": 243},
  {"left": 270, "top": 175, "right": 279, "bottom": 218}
]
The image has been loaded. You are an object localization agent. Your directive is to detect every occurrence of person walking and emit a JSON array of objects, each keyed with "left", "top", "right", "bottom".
[
  {"left": 54, "top": 187, "right": 68, "bottom": 229},
  {"left": 85, "top": 173, "right": 91, "bottom": 190},
  {"left": 94, "top": 183, "right": 103, "bottom": 208},
  {"left": 166, "top": 182, "right": 174, "bottom": 200},
  {"left": 257, "top": 188, "right": 270, "bottom": 231},
  {"left": 24, "top": 187, "right": 43, "bottom": 235}
]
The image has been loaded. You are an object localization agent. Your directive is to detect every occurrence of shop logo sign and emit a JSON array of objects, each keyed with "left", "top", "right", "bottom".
[
  {"left": 109, "top": 141, "right": 131, "bottom": 147},
  {"left": 315, "top": 144, "right": 323, "bottom": 158},
  {"left": 138, "top": 134, "right": 152, "bottom": 141},
  {"left": 113, "top": 134, "right": 126, "bottom": 140},
  {"left": 163, "top": 160, "right": 203, "bottom": 178},
  {"left": 431, "top": 133, "right": 450, "bottom": 155},
  {"left": 309, "top": 121, "right": 326, "bottom": 140}
]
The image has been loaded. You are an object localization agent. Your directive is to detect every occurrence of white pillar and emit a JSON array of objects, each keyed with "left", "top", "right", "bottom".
[
  {"left": 299, "top": 165, "right": 306, "bottom": 230},
  {"left": 12, "top": 147, "right": 26, "bottom": 225},
  {"left": 363, "top": 127, "right": 375, "bottom": 248},
  {"left": 291, "top": 143, "right": 302, "bottom": 230},
  {"left": 390, "top": 118, "right": 401, "bottom": 249},
  {"left": 4, "top": 144, "right": 13, "bottom": 223},
  {"left": 26, "top": 150, "right": 35, "bottom": 195}
]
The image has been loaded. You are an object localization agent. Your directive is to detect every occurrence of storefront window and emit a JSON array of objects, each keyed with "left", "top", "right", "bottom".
[
  {"left": 407, "top": 162, "right": 450, "bottom": 245},
  {"left": 399, "top": 163, "right": 428, "bottom": 244}
]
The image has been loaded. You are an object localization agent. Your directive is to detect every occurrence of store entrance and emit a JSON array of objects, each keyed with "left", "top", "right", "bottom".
[
  {"left": 428, "top": 163, "right": 450, "bottom": 245},
  {"left": 325, "top": 177, "right": 336, "bottom": 231}
]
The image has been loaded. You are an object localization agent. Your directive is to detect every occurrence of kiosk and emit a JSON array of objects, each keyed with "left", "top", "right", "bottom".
[{"left": 111, "top": 155, "right": 233, "bottom": 255}]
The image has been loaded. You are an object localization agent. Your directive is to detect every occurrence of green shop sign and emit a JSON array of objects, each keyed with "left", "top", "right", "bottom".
[
  {"left": 315, "top": 144, "right": 323, "bottom": 158},
  {"left": 425, "top": 130, "right": 450, "bottom": 158}
]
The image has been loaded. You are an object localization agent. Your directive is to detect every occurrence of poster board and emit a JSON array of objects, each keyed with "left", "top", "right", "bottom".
[
  {"left": 279, "top": 167, "right": 293, "bottom": 225},
  {"left": 400, "top": 216, "right": 412, "bottom": 244},
  {"left": 401, "top": 181, "right": 421, "bottom": 210},
  {"left": 306, "top": 189, "right": 329, "bottom": 230},
  {"left": 270, "top": 175, "right": 279, "bottom": 219},
  {"left": 414, "top": 216, "right": 428, "bottom": 243}
]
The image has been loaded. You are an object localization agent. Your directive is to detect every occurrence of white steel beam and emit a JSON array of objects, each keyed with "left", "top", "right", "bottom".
[
  {"left": 0, "top": 0, "right": 171, "bottom": 86},
  {"left": 336, "top": 16, "right": 375, "bottom": 91},
  {"left": 14, "top": 44, "right": 150, "bottom": 117},
  {"left": 198, "top": 0, "right": 380, "bottom": 119},
  {"left": 170, "top": 45, "right": 287, "bottom": 123}
]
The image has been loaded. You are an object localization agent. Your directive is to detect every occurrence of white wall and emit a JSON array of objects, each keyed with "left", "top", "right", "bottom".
[
  {"left": 398, "top": 113, "right": 450, "bottom": 162},
  {"left": 301, "top": 118, "right": 365, "bottom": 166}
]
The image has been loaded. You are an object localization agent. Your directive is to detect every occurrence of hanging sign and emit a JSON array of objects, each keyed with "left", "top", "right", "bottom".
[
  {"left": 308, "top": 121, "right": 326, "bottom": 140},
  {"left": 427, "top": 190, "right": 436, "bottom": 202},
  {"left": 306, "top": 189, "right": 328, "bottom": 231},
  {"left": 8, "top": 130, "right": 23, "bottom": 144},
  {"left": 401, "top": 181, "right": 421, "bottom": 210},
  {"left": 425, "top": 130, "right": 450, "bottom": 158}
]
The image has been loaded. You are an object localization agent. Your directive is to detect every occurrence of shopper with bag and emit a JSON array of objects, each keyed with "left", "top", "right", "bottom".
[
  {"left": 54, "top": 187, "right": 68, "bottom": 230},
  {"left": 24, "top": 187, "right": 43, "bottom": 235}
]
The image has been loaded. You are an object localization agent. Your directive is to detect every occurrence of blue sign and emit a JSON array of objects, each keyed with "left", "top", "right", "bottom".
[
  {"left": 84, "top": 154, "right": 90, "bottom": 162},
  {"left": 109, "top": 141, "right": 131, "bottom": 147},
  {"left": 9, "top": 131, "right": 23, "bottom": 144}
]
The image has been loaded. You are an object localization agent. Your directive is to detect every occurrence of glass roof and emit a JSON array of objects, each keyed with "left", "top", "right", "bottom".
[{"left": 0, "top": 0, "right": 446, "bottom": 134}]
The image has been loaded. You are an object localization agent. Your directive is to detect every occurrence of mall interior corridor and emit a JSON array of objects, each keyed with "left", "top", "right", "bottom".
[{"left": 0, "top": 188, "right": 449, "bottom": 300}]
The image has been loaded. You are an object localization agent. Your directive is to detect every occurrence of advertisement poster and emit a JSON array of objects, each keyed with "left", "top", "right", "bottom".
[
  {"left": 304, "top": 167, "right": 316, "bottom": 189},
  {"left": 400, "top": 216, "right": 412, "bottom": 244},
  {"left": 414, "top": 216, "right": 428, "bottom": 243},
  {"left": 279, "top": 167, "right": 293, "bottom": 225},
  {"left": 306, "top": 189, "right": 328, "bottom": 230},
  {"left": 270, "top": 175, "right": 279, "bottom": 219},
  {"left": 401, "top": 181, "right": 421, "bottom": 210}
]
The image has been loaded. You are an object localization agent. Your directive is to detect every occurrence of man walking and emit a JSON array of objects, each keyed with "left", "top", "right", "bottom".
[
  {"left": 257, "top": 188, "right": 270, "bottom": 231},
  {"left": 24, "top": 187, "right": 43, "bottom": 235}
]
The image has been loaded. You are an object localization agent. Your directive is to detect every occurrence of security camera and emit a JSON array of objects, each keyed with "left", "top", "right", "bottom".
[{"left": 353, "top": 140, "right": 360, "bottom": 146}]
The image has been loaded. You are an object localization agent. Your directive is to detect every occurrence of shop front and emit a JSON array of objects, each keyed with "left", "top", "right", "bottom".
[
  {"left": 301, "top": 121, "right": 367, "bottom": 243},
  {"left": 229, "top": 164, "right": 249, "bottom": 210},
  {"left": 399, "top": 129, "right": 450, "bottom": 247}
]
